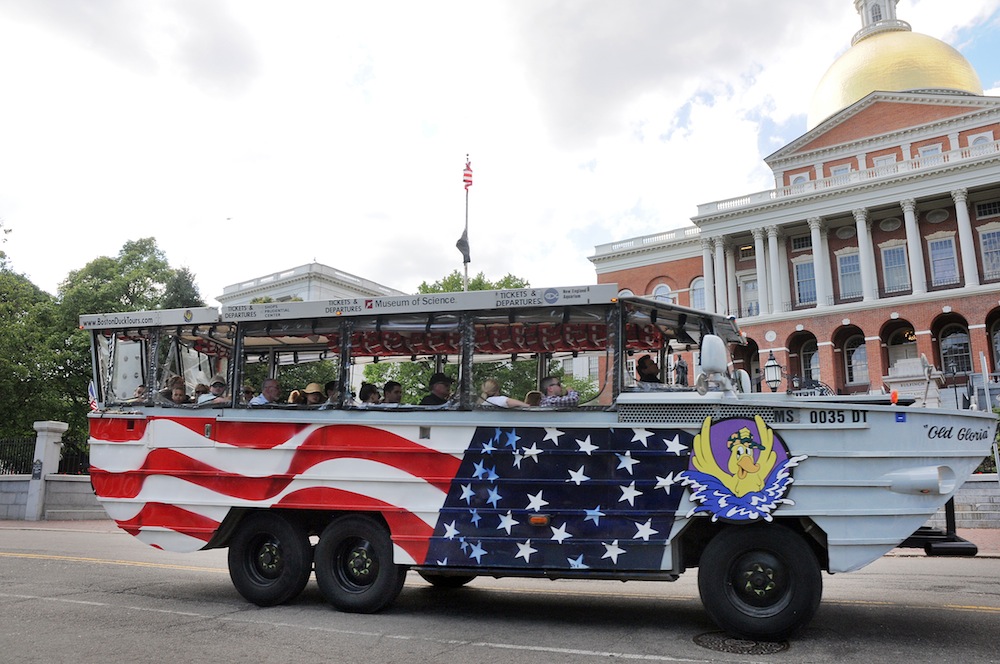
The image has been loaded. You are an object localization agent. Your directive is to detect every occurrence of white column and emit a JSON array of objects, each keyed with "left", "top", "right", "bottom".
[
  {"left": 26, "top": 420, "right": 68, "bottom": 521},
  {"left": 752, "top": 228, "right": 769, "bottom": 316},
  {"left": 901, "top": 198, "right": 927, "bottom": 295},
  {"left": 767, "top": 226, "right": 782, "bottom": 313},
  {"left": 713, "top": 237, "right": 728, "bottom": 315},
  {"left": 808, "top": 217, "right": 831, "bottom": 307},
  {"left": 726, "top": 245, "right": 738, "bottom": 316},
  {"left": 701, "top": 238, "right": 715, "bottom": 313},
  {"left": 853, "top": 208, "right": 877, "bottom": 301},
  {"left": 952, "top": 188, "right": 980, "bottom": 287}
]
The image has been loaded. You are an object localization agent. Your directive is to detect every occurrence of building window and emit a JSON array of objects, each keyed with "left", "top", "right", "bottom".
[
  {"left": 618, "top": 289, "right": 634, "bottom": 298},
  {"left": 838, "top": 253, "right": 862, "bottom": 298},
  {"left": 791, "top": 235, "right": 812, "bottom": 251},
  {"left": 881, "top": 245, "right": 910, "bottom": 293},
  {"left": 738, "top": 276, "right": 759, "bottom": 317},
  {"left": 887, "top": 327, "right": 917, "bottom": 368},
  {"left": 940, "top": 325, "right": 972, "bottom": 374},
  {"left": 871, "top": 3, "right": 882, "bottom": 22},
  {"left": 980, "top": 228, "right": 1000, "bottom": 280},
  {"left": 977, "top": 200, "right": 1000, "bottom": 219},
  {"left": 791, "top": 174, "right": 809, "bottom": 185},
  {"left": 652, "top": 284, "right": 674, "bottom": 303},
  {"left": 927, "top": 236, "right": 959, "bottom": 286},
  {"left": 794, "top": 261, "right": 816, "bottom": 305},
  {"left": 801, "top": 340, "right": 819, "bottom": 382},
  {"left": 919, "top": 144, "right": 944, "bottom": 166},
  {"left": 738, "top": 245, "right": 755, "bottom": 261},
  {"left": 844, "top": 335, "right": 868, "bottom": 384},
  {"left": 690, "top": 277, "right": 705, "bottom": 310},
  {"left": 830, "top": 164, "right": 851, "bottom": 177}
]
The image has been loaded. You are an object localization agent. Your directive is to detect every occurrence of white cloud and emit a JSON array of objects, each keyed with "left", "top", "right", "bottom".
[{"left": 1, "top": 0, "right": 998, "bottom": 303}]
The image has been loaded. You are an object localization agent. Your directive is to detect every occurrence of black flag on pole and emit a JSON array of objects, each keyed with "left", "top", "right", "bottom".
[{"left": 456, "top": 229, "right": 470, "bottom": 264}]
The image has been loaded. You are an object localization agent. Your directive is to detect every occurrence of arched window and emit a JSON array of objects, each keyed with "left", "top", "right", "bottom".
[
  {"left": 618, "top": 288, "right": 634, "bottom": 298},
  {"left": 844, "top": 335, "right": 868, "bottom": 384},
  {"left": 801, "top": 340, "right": 820, "bottom": 382},
  {"left": 690, "top": 277, "right": 705, "bottom": 310},
  {"left": 940, "top": 324, "right": 972, "bottom": 373},
  {"left": 652, "top": 284, "right": 673, "bottom": 303},
  {"left": 871, "top": 3, "right": 883, "bottom": 22},
  {"left": 887, "top": 327, "right": 917, "bottom": 369}
]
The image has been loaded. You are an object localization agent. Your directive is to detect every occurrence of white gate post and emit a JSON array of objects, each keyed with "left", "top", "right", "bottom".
[{"left": 25, "top": 421, "right": 69, "bottom": 521}]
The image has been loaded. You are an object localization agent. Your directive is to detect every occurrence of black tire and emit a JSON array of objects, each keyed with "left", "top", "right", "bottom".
[
  {"left": 697, "top": 524, "right": 822, "bottom": 641},
  {"left": 417, "top": 571, "right": 476, "bottom": 588},
  {"left": 228, "top": 511, "right": 313, "bottom": 606},
  {"left": 314, "top": 515, "right": 406, "bottom": 613}
]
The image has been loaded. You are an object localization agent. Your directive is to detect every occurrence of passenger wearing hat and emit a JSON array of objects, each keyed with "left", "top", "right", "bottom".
[
  {"left": 420, "top": 372, "right": 454, "bottom": 406},
  {"left": 198, "top": 374, "right": 229, "bottom": 405},
  {"left": 302, "top": 382, "right": 326, "bottom": 405}
]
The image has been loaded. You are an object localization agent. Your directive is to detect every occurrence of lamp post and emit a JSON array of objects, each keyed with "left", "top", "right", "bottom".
[
  {"left": 763, "top": 351, "right": 782, "bottom": 392},
  {"left": 947, "top": 362, "right": 959, "bottom": 408}
]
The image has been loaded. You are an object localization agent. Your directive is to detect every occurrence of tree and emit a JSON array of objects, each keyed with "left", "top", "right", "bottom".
[
  {"left": 58, "top": 238, "right": 172, "bottom": 327},
  {"left": 160, "top": 267, "right": 207, "bottom": 309},
  {"left": 417, "top": 270, "right": 529, "bottom": 294}
]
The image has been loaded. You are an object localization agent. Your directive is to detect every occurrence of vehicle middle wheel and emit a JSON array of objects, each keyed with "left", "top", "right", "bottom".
[{"left": 227, "top": 511, "right": 312, "bottom": 606}]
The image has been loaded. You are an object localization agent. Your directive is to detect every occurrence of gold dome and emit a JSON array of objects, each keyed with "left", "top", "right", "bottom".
[{"left": 808, "top": 30, "right": 983, "bottom": 129}]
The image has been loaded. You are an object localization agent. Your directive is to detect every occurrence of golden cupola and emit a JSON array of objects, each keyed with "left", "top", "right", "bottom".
[{"left": 807, "top": 0, "right": 983, "bottom": 129}]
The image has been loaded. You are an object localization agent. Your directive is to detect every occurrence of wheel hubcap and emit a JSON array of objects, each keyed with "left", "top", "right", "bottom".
[{"left": 729, "top": 551, "right": 787, "bottom": 611}]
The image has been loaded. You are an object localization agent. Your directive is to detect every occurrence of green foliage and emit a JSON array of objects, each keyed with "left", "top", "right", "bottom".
[
  {"left": 0, "top": 268, "right": 83, "bottom": 437},
  {"left": 417, "top": 270, "right": 529, "bottom": 294},
  {"left": 161, "top": 267, "right": 207, "bottom": 309},
  {"left": 243, "top": 360, "right": 338, "bottom": 402}
]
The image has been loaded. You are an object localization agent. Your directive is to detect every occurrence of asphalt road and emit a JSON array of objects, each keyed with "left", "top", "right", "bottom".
[{"left": 1, "top": 523, "right": 999, "bottom": 663}]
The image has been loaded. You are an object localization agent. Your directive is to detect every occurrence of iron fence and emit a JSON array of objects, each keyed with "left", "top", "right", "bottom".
[{"left": 0, "top": 438, "right": 90, "bottom": 475}]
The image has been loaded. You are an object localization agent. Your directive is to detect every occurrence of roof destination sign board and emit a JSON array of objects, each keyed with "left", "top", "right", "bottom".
[{"left": 221, "top": 285, "right": 619, "bottom": 322}]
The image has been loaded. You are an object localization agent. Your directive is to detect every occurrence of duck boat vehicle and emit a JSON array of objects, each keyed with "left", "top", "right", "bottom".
[{"left": 81, "top": 284, "right": 998, "bottom": 640}]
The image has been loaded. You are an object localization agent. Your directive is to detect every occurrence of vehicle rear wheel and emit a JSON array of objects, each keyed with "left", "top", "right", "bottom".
[
  {"left": 697, "top": 524, "right": 822, "bottom": 641},
  {"left": 314, "top": 515, "right": 406, "bottom": 613},
  {"left": 228, "top": 511, "right": 312, "bottom": 606},
  {"left": 417, "top": 571, "right": 476, "bottom": 588}
]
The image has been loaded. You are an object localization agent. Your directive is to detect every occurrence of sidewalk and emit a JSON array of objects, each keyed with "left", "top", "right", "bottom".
[{"left": 2, "top": 519, "right": 999, "bottom": 557}]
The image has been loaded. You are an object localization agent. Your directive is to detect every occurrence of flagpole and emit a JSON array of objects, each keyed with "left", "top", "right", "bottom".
[
  {"left": 463, "top": 155, "right": 470, "bottom": 292},
  {"left": 458, "top": 155, "right": 472, "bottom": 292}
]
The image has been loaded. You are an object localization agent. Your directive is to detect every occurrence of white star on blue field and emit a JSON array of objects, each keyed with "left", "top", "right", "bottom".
[{"left": 424, "top": 425, "right": 695, "bottom": 571}]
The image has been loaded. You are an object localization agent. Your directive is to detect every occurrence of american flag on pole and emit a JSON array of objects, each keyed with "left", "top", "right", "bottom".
[
  {"left": 88, "top": 380, "right": 98, "bottom": 411},
  {"left": 463, "top": 161, "right": 473, "bottom": 190}
]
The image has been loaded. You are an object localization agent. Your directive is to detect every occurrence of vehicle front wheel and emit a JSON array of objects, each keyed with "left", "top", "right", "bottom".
[
  {"left": 314, "top": 515, "right": 406, "bottom": 613},
  {"left": 228, "top": 511, "right": 312, "bottom": 606},
  {"left": 697, "top": 524, "right": 822, "bottom": 641}
]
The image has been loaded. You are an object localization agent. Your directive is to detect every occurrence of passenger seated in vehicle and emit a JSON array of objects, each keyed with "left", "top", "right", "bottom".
[
  {"left": 170, "top": 385, "right": 190, "bottom": 405},
  {"left": 287, "top": 389, "right": 306, "bottom": 404},
  {"left": 420, "top": 372, "right": 454, "bottom": 405},
  {"left": 193, "top": 383, "right": 210, "bottom": 399},
  {"left": 197, "top": 375, "right": 229, "bottom": 405},
  {"left": 524, "top": 390, "right": 542, "bottom": 406},
  {"left": 248, "top": 379, "right": 280, "bottom": 406},
  {"left": 539, "top": 376, "right": 579, "bottom": 407},
  {"left": 324, "top": 380, "right": 339, "bottom": 406},
  {"left": 480, "top": 378, "right": 528, "bottom": 408},
  {"left": 302, "top": 383, "right": 326, "bottom": 405},
  {"left": 358, "top": 382, "right": 381, "bottom": 405},
  {"left": 636, "top": 355, "right": 662, "bottom": 383},
  {"left": 382, "top": 381, "right": 402, "bottom": 405}
]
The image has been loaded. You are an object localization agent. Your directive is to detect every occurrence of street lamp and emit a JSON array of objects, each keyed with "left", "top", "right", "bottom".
[
  {"left": 947, "top": 362, "right": 959, "bottom": 408},
  {"left": 763, "top": 351, "right": 782, "bottom": 392}
]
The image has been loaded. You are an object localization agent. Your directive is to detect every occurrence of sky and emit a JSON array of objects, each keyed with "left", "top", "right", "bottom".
[{"left": 1, "top": 0, "right": 999, "bottom": 306}]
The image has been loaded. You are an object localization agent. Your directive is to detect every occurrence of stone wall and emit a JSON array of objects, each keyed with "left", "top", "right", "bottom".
[
  {"left": 925, "top": 474, "right": 1000, "bottom": 529},
  {"left": 42, "top": 475, "right": 104, "bottom": 520},
  {"left": 0, "top": 476, "right": 29, "bottom": 520}
]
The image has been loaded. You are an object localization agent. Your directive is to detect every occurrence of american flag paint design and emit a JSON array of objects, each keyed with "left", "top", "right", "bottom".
[
  {"left": 424, "top": 425, "right": 693, "bottom": 571},
  {"left": 90, "top": 417, "right": 693, "bottom": 571}
]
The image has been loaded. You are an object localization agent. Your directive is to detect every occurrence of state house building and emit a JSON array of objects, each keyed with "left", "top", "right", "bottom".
[{"left": 590, "top": 0, "right": 1000, "bottom": 395}]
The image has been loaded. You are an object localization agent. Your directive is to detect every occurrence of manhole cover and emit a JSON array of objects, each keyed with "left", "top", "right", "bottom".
[{"left": 693, "top": 632, "right": 789, "bottom": 655}]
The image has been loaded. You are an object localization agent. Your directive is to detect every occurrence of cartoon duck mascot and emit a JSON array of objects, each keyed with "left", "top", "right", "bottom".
[{"left": 692, "top": 415, "right": 777, "bottom": 498}]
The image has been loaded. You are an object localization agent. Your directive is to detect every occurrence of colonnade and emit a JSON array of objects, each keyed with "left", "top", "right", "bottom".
[{"left": 698, "top": 189, "right": 977, "bottom": 317}]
